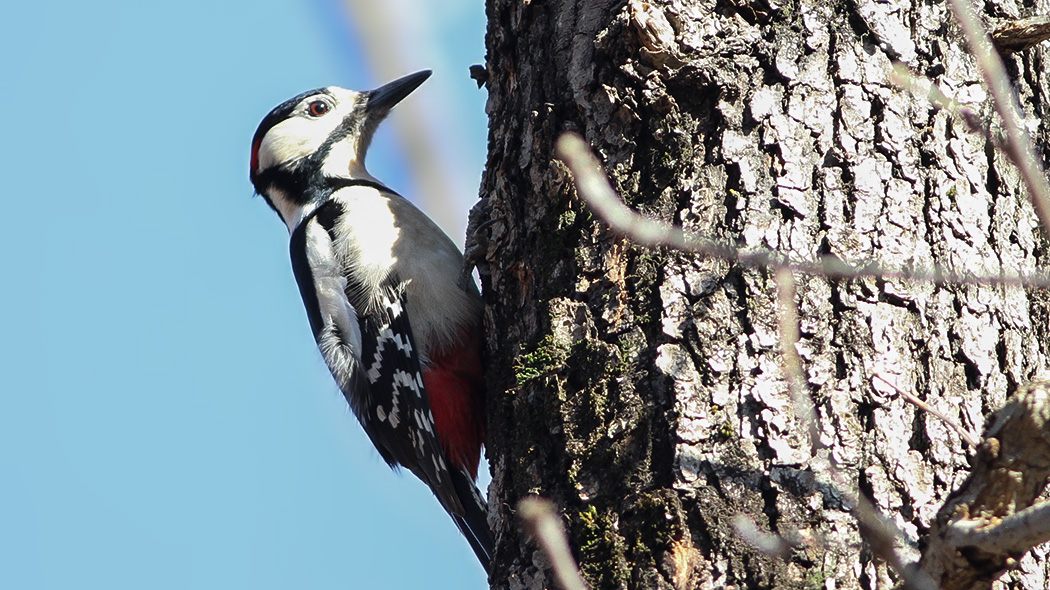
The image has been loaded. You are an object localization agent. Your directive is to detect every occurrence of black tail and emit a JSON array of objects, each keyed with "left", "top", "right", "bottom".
[{"left": 449, "top": 468, "right": 494, "bottom": 573}]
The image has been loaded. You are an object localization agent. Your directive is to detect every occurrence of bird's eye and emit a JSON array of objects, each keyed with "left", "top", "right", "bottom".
[{"left": 307, "top": 100, "right": 331, "bottom": 117}]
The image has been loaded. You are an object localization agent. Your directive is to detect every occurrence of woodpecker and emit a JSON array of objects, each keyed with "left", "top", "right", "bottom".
[{"left": 249, "top": 71, "right": 492, "bottom": 571}]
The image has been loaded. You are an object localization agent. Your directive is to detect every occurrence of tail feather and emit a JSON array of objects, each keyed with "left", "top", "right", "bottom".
[{"left": 449, "top": 468, "right": 494, "bottom": 573}]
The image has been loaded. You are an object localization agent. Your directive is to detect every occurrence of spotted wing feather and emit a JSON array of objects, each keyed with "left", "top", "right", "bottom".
[{"left": 356, "top": 283, "right": 464, "bottom": 515}]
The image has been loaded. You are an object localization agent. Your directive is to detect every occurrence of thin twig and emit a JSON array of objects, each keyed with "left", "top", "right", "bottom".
[
  {"left": 851, "top": 497, "right": 940, "bottom": 590},
  {"left": 774, "top": 269, "right": 822, "bottom": 454},
  {"left": 773, "top": 275, "right": 938, "bottom": 590},
  {"left": 519, "top": 497, "right": 590, "bottom": 590},
  {"left": 889, "top": 64, "right": 995, "bottom": 142},
  {"left": 732, "top": 514, "right": 791, "bottom": 556},
  {"left": 872, "top": 374, "right": 980, "bottom": 448},
  {"left": 944, "top": 0, "right": 1050, "bottom": 233},
  {"left": 554, "top": 132, "right": 1050, "bottom": 290}
]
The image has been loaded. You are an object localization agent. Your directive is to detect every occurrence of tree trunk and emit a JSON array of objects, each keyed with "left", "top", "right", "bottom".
[{"left": 474, "top": 0, "right": 1050, "bottom": 588}]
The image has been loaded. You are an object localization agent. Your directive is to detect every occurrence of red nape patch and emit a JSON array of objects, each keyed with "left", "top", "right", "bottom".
[
  {"left": 249, "top": 140, "right": 261, "bottom": 177},
  {"left": 422, "top": 328, "right": 486, "bottom": 478}
]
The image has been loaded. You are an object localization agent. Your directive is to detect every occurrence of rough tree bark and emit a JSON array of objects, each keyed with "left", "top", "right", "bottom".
[{"left": 471, "top": 0, "right": 1050, "bottom": 588}]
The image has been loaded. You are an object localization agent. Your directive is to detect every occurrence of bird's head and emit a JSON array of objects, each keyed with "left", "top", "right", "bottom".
[{"left": 249, "top": 70, "right": 431, "bottom": 225}]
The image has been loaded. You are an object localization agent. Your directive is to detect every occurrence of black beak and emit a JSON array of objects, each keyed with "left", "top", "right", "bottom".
[{"left": 367, "top": 70, "right": 432, "bottom": 112}]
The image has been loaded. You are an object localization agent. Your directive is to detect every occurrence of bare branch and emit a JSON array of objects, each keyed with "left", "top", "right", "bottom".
[
  {"left": 947, "top": 500, "right": 1050, "bottom": 554},
  {"left": 554, "top": 132, "right": 1050, "bottom": 290},
  {"left": 341, "top": 1, "right": 469, "bottom": 238},
  {"left": 872, "top": 374, "right": 979, "bottom": 448},
  {"left": 851, "top": 497, "right": 940, "bottom": 590},
  {"left": 944, "top": 0, "right": 1050, "bottom": 233},
  {"left": 774, "top": 269, "right": 822, "bottom": 453},
  {"left": 519, "top": 497, "right": 590, "bottom": 590},
  {"left": 993, "top": 15, "right": 1050, "bottom": 54},
  {"left": 920, "top": 378, "right": 1050, "bottom": 589}
]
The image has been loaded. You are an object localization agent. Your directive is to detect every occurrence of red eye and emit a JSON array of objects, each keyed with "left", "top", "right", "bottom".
[{"left": 308, "top": 100, "right": 330, "bottom": 117}]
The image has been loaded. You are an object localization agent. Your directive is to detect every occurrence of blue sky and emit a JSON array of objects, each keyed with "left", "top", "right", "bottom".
[{"left": 2, "top": 1, "right": 490, "bottom": 588}]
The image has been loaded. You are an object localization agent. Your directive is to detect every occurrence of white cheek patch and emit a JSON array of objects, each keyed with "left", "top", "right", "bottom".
[{"left": 257, "top": 115, "right": 341, "bottom": 171}]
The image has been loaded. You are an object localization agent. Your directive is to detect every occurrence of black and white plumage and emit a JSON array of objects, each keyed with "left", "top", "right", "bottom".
[{"left": 249, "top": 71, "right": 492, "bottom": 570}]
